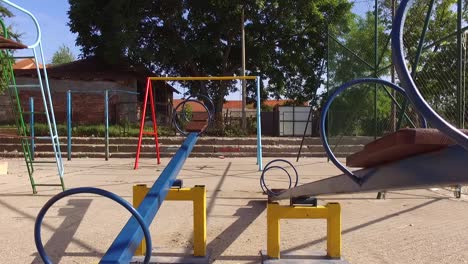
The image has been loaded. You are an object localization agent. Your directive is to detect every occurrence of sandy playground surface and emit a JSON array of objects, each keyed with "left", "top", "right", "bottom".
[{"left": 0, "top": 157, "right": 467, "bottom": 263}]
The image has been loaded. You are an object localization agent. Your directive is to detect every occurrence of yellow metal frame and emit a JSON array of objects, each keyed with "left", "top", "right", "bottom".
[
  {"left": 267, "top": 202, "right": 341, "bottom": 259},
  {"left": 133, "top": 184, "right": 207, "bottom": 257},
  {"left": 149, "top": 76, "right": 257, "bottom": 81}
]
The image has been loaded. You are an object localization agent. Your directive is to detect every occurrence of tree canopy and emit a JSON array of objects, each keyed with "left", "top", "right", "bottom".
[
  {"left": 0, "top": 3, "right": 15, "bottom": 94},
  {"left": 327, "top": 0, "right": 468, "bottom": 136},
  {"left": 51, "top": 44, "right": 76, "bottom": 65},
  {"left": 68, "top": 0, "right": 353, "bottom": 115}
]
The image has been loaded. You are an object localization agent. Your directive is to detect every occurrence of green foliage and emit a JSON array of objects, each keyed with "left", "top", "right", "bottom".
[
  {"left": 327, "top": 6, "right": 395, "bottom": 136},
  {"left": 261, "top": 104, "right": 274, "bottom": 112},
  {"left": 0, "top": 48, "right": 12, "bottom": 95},
  {"left": 68, "top": 0, "right": 353, "bottom": 116},
  {"left": 28, "top": 123, "right": 175, "bottom": 137},
  {"left": 2, "top": 121, "right": 255, "bottom": 138},
  {"left": 0, "top": 5, "right": 15, "bottom": 95},
  {"left": 403, "top": 0, "right": 468, "bottom": 126},
  {"left": 180, "top": 103, "right": 193, "bottom": 126},
  {"left": 51, "top": 44, "right": 76, "bottom": 65},
  {"left": 327, "top": 0, "right": 468, "bottom": 136}
]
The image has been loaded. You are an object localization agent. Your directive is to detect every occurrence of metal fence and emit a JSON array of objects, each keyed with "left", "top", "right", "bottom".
[{"left": 326, "top": 0, "right": 467, "bottom": 139}]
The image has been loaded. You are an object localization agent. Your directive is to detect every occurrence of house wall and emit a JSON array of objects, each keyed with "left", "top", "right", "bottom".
[{"left": 0, "top": 78, "right": 139, "bottom": 125}]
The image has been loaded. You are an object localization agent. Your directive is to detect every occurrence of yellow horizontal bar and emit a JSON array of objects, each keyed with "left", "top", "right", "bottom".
[
  {"left": 166, "top": 188, "right": 196, "bottom": 201},
  {"left": 148, "top": 76, "right": 258, "bottom": 81},
  {"left": 269, "top": 203, "right": 329, "bottom": 219}
]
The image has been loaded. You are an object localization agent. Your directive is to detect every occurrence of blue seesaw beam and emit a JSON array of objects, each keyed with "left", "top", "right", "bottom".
[{"left": 100, "top": 132, "right": 199, "bottom": 263}]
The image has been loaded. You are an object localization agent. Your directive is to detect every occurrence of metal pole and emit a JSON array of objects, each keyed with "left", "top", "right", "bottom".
[
  {"left": 105, "top": 90, "right": 109, "bottom": 161},
  {"left": 241, "top": 7, "right": 247, "bottom": 130},
  {"left": 30, "top": 97, "right": 35, "bottom": 160},
  {"left": 296, "top": 105, "right": 313, "bottom": 162},
  {"left": 256, "top": 77, "right": 263, "bottom": 171},
  {"left": 66, "top": 90, "right": 72, "bottom": 161},
  {"left": 373, "top": 0, "right": 378, "bottom": 139},
  {"left": 292, "top": 106, "right": 295, "bottom": 135},
  {"left": 326, "top": 28, "right": 331, "bottom": 162},
  {"left": 391, "top": 0, "right": 396, "bottom": 132},
  {"left": 457, "top": 0, "right": 464, "bottom": 128}
]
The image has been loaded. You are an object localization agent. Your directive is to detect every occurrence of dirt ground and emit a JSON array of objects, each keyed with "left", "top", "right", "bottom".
[{"left": 0, "top": 157, "right": 467, "bottom": 264}]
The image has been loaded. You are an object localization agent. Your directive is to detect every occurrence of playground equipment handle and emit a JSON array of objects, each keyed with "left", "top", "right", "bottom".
[
  {"left": 34, "top": 187, "right": 152, "bottom": 264},
  {"left": 1, "top": 0, "right": 41, "bottom": 48}
]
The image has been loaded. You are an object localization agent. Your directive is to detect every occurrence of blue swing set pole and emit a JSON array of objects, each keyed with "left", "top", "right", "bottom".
[
  {"left": 101, "top": 132, "right": 199, "bottom": 263},
  {"left": 30, "top": 97, "right": 34, "bottom": 160},
  {"left": 256, "top": 76, "right": 263, "bottom": 171},
  {"left": 105, "top": 89, "right": 109, "bottom": 161},
  {"left": 66, "top": 90, "right": 72, "bottom": 161}
]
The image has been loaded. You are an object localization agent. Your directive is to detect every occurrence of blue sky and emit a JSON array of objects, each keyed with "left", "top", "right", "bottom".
[{"left": 3, "top": 0, "right": 80, "bottom": 62}]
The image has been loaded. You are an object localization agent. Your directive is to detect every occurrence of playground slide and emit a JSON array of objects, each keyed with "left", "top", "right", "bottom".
[{"left": 271, "top": 0, "right": 468, "bottom": 201}]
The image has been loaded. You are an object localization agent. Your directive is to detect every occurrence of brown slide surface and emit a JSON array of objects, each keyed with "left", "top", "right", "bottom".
[{"left": 346, "top": 128, "right": 467, "bottom": 168}]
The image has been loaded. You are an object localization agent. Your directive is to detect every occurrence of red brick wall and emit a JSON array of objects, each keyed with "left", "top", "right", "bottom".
[{"left": 18, "top": 91, "right": 120, "bottom": 124}]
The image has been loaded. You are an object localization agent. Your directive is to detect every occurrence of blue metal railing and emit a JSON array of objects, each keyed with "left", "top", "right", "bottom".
[
  {"left": 256, "top": 76, "right": 263, "bottom": 171},
  {"left": 66, "top": 89, "right": 140, "bottom": 160},
  {"left": 29, "top": 97, "right": 35, "bottom": 159}
]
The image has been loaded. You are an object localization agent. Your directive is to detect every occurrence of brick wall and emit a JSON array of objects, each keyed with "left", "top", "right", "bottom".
[{"left": 0, "top": 78, "right": 139, "bottom": 125}]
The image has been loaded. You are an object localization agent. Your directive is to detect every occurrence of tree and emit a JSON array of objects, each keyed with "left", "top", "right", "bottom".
[
  {"left": 0, "top": 3, "right": 15, "bottom": 94},
  {"left": 68, "top": 0, "right": 353, "bottom": 120},
  {"left": 326, "top": 7, "right": 395, "bottom": 136},
  {"left": 326, "top": 0, "right": 468, "bottom": 136},
  {"left": 51, "top": 44, "right": 75, "bottom": 65},
  {"left": 405, "top": 0, "right": 468, "bottom": 126}
]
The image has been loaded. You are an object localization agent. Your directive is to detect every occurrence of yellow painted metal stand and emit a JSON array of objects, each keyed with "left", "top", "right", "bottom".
[
  {"left": 267, "top": 202, "right": 341, "bottom": 259},
  {"left": 133, "top": 184, "right": 207, "bottom": 257}
]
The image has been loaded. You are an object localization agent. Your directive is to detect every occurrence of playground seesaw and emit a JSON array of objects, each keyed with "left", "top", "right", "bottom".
[{"left": 34, "top": 96, "right": 214, "bottom": 264}]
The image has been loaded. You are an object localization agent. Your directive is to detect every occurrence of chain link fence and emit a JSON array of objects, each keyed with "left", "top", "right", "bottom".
[
  {"left": 326, "top": 0, "right": 468, "bottom": 194},
  {"left": 327, "top": 0, "right": 467, "bottom": 138}
]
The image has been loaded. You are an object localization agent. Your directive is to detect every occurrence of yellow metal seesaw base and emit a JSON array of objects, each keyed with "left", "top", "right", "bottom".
[
  {"left": 132, "top": 184, "right": 207, "bottom": 262},
  {"left": 262, "top": 202, "right": 348, "bottom": 263}
]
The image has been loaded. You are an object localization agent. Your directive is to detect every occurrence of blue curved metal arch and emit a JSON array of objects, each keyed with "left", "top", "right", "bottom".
[
  {"left": 34, "top": 187, "right": 152, "bottom": 264},
  {"left": 392, "top": 0, "right": 468, "bottom": 150},
  {"left": 172, "top": 95, "right": 214, "bottom": 136},
  {"left": 320, "top": 78, "right": 409, "bottom": 184}
]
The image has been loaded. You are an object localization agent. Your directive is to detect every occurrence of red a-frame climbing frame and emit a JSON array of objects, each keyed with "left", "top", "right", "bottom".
[{"left": 134, "top": 77, "right": 161, "bottom": 169}]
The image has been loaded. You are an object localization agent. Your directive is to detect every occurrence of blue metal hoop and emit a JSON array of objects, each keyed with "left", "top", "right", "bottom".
[
  {"left": 260, "top": 159, "right": 299, "bottom": 196},
  {"left": 320, "top": 78, "right": 408, "bottom": 183},
  {"left": 34, "top": 187, "right": 152, "bottom": 264},
  {"left": 173, "top": 95, "right": 214, "bottom": 136},
  {"left": 392, "top": 0, "right": 468, "bottom": 150}
]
